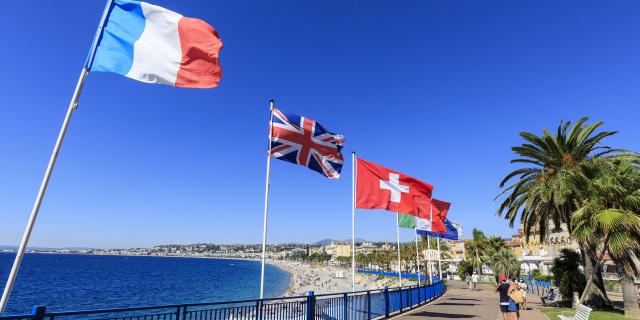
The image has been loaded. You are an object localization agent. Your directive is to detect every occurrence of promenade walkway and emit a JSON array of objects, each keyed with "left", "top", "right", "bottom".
[{"left": 394, "top": 280, "right": 546, "bottom": 320}]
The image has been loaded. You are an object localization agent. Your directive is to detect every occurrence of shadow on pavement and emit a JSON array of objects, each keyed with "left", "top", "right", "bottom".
[
  {"left": 435, "top": 302, "right": 478, "bottom": 306},
  {"left": 409, "top": 311, "right": 477, "bottom": 318},
  {"left": 448, "top": 298, "right": 481, "bottom": 301}
]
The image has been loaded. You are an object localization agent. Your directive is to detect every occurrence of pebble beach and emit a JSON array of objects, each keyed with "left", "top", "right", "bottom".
[{"left": 270, "top": 260, "right": 419, "bottom": 296}]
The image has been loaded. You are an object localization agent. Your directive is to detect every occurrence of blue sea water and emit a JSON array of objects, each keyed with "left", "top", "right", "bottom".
[{"left": 0, "top": 253, "right": 290, "bottom": 315}]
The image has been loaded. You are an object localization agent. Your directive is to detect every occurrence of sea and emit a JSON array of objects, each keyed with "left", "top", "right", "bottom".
[{"left": 0, "top": 252, "right": 290, "bottom": 315}]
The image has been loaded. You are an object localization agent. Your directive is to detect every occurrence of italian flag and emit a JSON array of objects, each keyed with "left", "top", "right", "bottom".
[
  {"left": 398, "top": 213, "right": 443, "bottom": 233},
  {"left": 398, "top": 213, "right": 417, "bottom": 229}
]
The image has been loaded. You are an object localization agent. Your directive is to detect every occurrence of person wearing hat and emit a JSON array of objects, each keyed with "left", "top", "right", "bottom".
[{"left": 496, "top": 274, "right": 517, "bottom": 320}]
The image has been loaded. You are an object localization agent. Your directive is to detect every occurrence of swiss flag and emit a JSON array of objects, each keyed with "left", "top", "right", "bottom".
[
  {"left": 430, "top": 199, "right": 451, "bottom": 233},
  {"left": 356, "top": 158, "right": 433, "bottom": 216}
]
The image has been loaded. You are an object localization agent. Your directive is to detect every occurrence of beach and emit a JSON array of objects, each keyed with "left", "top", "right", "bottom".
[{"left": 270, "top": 260, "right": 419, "bottom": 296}]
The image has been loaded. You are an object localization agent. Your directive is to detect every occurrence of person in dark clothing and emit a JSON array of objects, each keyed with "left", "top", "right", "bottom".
[{"left": 496, "top": 274, "right": 514, "bottom": 320}]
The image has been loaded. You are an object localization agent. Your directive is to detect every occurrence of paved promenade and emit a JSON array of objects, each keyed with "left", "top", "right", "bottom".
[{"left": 395, "top": 280, "right": 546, "bottom": 320}]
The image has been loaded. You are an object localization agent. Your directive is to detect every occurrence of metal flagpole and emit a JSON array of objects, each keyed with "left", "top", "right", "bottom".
[
  {"left": 437, "top": 238, "right": 442, "bottom": 279},
  {"left": 427, "top": 202, "right": 433, "bottom": 284},
  {"left": 395, "top": 212, "right": 402, "bottom": 287},
  {"left": 427, "top": 235, "right": 432, "bottom": 283},
  {"left": 351, "top": 152, "right": 357, "bottom": 292},
  {"left": 0, "top": 0, "right": 113, "bottom": 314},
  {"left": 259, "top": 100, "right": 275, "bottom": 299},
  {"left": 414, "top": 231, "right": 421, "bottom": 286}
]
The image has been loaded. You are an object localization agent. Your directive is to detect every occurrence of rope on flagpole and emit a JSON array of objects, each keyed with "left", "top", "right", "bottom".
[
  {"left": 0, "top": 0, "right": 113, "bottom": 314},
  {"left": 259, "top": 100, "right": 275, "bottom": 299},
  {"left": 351, "top": 152, "right": 356, "bottom": 292}
]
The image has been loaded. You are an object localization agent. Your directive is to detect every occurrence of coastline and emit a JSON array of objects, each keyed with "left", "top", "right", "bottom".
[
  {"left": 269, "top": 260, "right": 420, "bottom": 296},
  {"left": 1, "top": 252, "right": 419, "bottom": 297}
]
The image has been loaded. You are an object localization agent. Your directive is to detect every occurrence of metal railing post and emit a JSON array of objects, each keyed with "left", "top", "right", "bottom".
[
  {"left": 384, "top": 286, "right": 389, "bottom": 318},
  {"left": 306, "top": 291, "right": 315, "bottom": 320},
  {"left": 417, "top": 283, "right": 421, "bottom": 305},
  {"left": 366, "top": 291, "right": 371, "bottom": 319},
  {"left": 342, "top": 293, "right": 348, "bottom": 320},
  {"left": 182, "top": 304, "right": 188, "bottom": 320},
  {"left": 256, "top": 299, "right": 262, "bottom": 320},
  {"left": 399, "top": 287, "right": 403, "bottom": 312},
  {"left": 32, "top": 305, "right": 46, "bottom": 320},
  {"left": 175, "top": 306, "right": 181, "bottom": 320}
]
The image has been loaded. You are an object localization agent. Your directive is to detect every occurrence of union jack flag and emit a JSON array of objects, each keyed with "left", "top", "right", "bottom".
[{"left": 269, "top": 108, "right": 345, "bottom": 179}]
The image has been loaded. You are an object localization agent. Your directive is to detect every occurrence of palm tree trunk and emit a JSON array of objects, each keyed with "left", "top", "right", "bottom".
[
  {"left": 620, "top": 270, "right": 640, "bottom": 319},
  {"left": 579, "top": 242, "right": 612, "bottom": 308}
]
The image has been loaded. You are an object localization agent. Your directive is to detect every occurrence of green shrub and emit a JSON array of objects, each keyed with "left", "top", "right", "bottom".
[
  {"left": 549, "top": 248, "right": 585, "bottom": 300},
  {"left": 533, "top": 274, "right": 553, "bottom": 282}
]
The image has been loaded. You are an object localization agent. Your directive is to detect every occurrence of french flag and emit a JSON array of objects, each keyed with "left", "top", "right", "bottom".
[{"left": 90, "top": 0, "right": 223, "bottom": 88}]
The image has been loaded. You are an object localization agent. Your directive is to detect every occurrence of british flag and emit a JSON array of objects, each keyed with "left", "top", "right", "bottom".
[{"left": 269, "top": 108, "right": 345, "bottom": 179}]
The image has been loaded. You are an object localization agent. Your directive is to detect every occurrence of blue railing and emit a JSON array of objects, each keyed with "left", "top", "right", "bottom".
[
  {"left": 0, "top": 281, "right": 446, "bottom": 320},
  {"left": 525, "top": 279, "right": 553, "bottom": 297},
  {"left": 356, "top": 270, "right": 427, "bottom": 281}
]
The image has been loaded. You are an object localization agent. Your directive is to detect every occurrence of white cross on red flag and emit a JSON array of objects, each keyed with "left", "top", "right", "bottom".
[{"left": 355, "top": 158, "right": 433, "bottom": 217}]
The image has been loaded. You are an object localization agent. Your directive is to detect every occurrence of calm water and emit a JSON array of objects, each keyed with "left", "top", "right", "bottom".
[{"left": 0, "top": 253, "right": 290, "bottom": 315}]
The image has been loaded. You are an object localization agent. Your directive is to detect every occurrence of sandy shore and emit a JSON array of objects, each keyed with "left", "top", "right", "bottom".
[{"left": 270, "top": 260, "right": 419, "bottom": 296}]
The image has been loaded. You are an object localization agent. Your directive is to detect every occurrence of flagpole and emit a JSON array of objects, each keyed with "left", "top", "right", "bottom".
[
  {"left": 351, "top": 152, "right": 356, "bottom": 292},
  {"left": 395, "top": 212, "right": 402, "bottom": 287},
  {"left": 427, "top": 235, "right": 432, "bottom": 283},
  {"left": 427, "top": 202, "right": 433, "bottom": 284},
  {"left": 415, "top": 231, "right": 421, "bottom": 286},
  {"left": 259, "top": 99, "right": 275, "bottom": 299},
  {"left": 0, "top": 1, "right": 113, "bottom": 314},
  {"left": 437, "top": 238, "right": 442, "bottom": 279}
]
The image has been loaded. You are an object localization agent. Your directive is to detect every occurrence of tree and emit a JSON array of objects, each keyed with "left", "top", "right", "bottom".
[
  {"left": 497, "top": 118, "right": 622, "bottom": 308},
  {"left": 550, "top": 248, "right": 586, "bottom": 304},
  {"left": 457, "top": 260, "right": 473, "bottom": 281},
  {"left": 465, "top": 229, "right": 487, "bottom": 275},
  {"left": 571, "top": 158, "right": 640, "bottom": 317},
  {"left": 491, "top": 248, "right": 520, "bottom": 279},
  {"left": 483, "top": 236, "right": 506, "bottom": 262}
]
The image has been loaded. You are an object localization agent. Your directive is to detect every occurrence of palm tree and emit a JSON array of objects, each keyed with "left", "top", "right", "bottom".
[
  {"left": 483, "top": 236, "right": 506, "bottom": 261},
  {"left": 465, "top": 228, "right": 487, "bottom": 275},
  {"left": 572, "top": 158, "right": 640, "bottom": 317},
  {"left": 550, "top": 248, "right": 586, "bottom": 305},
  {"left": 497, "top": 118, "right": 622, "bottom": 308},
  {"left": 491, "top": 248, "right": 520, "bottom": 279}
]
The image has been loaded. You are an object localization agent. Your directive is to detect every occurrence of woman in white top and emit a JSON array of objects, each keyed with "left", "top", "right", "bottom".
[{"left": 519, "top": 280, "right": 528, "bottom": 310}]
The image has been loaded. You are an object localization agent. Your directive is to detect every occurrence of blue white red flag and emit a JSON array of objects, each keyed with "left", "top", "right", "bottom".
[
  {"left": 269, "top": 108, "right": 345, "bottom": 179},
  {"left": 417, "top": 219, "right": 463, "bottom": 240},
  {"left": 90, "top": 0, "right": 223, "bottom": 88}
]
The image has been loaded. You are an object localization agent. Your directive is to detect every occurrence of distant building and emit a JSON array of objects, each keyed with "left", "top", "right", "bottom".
[{"left": 335, "top": 244, "right": 351, "bottom": 257}]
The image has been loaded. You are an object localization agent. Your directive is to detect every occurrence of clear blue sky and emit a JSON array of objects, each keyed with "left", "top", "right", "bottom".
[{"left": 1, "top": 1, "right": 639, "bottom": 248}]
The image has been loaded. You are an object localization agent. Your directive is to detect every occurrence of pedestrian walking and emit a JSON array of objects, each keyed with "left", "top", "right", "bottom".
[
  {"left": 518, "top": 279, "right": 528, "bottom": 310},
  {"left": 496, "top": 275, "right": 511, "bottom": 320},
  {"left": 471, "top": 272, "right": 479, "bottom": 291},
  {"left": 496, "top": 274, "right": 520, "bottom": 320}
]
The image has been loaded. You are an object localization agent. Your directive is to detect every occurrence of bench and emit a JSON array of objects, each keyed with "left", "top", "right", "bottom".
[{"left": 558, "top": 304, "right": 592, "bottom": 320}]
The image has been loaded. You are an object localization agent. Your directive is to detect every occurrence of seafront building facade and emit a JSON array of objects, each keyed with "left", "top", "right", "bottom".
[{"left": 444, "top": 222, "right": 622, "bottom": 281}]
